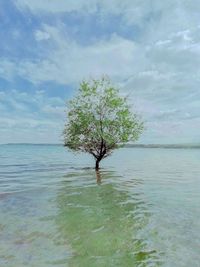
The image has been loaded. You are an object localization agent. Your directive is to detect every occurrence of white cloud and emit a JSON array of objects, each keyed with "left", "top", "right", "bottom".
[
  {"left": 0, "top": 59, "right": 16, "bottom": 81},
  {"left": 0, "top": 30, "right": 138, "bottom": 84},
  {"left": 15, "top": 0, "right": 200, "bottom": 29},
  {"left": 15, "top": 0, "right": 98, "bottom": 14},
  {"left": 0, "top": 90, "right": 65, "bottom": 144},
  {"left": 9, "top": 1, "right": 200, "bottom": 88},
  {"left": 3, "top": 0, "right": 200, "bottom": 143},
  {"left": 35, "top": 30, "right": 50, "bottom": 41}
]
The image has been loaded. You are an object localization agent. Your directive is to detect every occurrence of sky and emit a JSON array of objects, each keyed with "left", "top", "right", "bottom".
[{"left": 0, "top": 0, "right": 200, "bottom": 144}]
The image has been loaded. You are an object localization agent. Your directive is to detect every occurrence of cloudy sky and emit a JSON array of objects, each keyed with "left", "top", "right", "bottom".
[{"left": 0, "top": 0, "right": 200, "bottom": 144}]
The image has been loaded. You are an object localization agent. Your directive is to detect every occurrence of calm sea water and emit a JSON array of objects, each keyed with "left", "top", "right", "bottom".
[{"left": 0, "top": 144, "right": 200, "bottom": 267}]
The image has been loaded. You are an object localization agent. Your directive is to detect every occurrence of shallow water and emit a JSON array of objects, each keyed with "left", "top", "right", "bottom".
[{"left": 0, "top": 145, "right": 200, "bottom": 267}]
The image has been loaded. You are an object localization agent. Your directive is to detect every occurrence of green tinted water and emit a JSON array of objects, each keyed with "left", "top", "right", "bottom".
[{"left": 0, "top": 145, "right": 200, "bottom": 266}]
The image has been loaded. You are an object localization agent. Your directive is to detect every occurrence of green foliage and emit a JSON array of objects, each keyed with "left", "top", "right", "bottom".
[{"left": 63, "top": 76, "right": 144, "bottom": 165}]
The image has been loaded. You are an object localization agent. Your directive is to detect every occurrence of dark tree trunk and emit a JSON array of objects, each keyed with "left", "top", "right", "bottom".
[{"left": 95, "top": 159, "right": 100, "bottom": 170}]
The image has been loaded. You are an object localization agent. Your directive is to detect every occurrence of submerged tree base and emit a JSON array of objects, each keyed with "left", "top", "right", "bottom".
[
  {"left": 95, "top": 170, "right": 102, "bottom": 184},
  {"left": 95, "top": 160, "right": 100, "bottom": 171}
]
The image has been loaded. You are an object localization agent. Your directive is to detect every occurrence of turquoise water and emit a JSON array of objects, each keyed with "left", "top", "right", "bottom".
[{"left": 0, "top": 145, "right": 200, "bottom": 267}]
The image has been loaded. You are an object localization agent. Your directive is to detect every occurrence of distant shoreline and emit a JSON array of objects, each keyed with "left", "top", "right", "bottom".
[
  {"left": 0, "top": 143, "right": 63, "bottom": 146},
  {"left": 1, "top": 143, "right": 200, "bottom": 149},
  {"left": 124, "top": 144, "right": 200, "bottom": 149}
]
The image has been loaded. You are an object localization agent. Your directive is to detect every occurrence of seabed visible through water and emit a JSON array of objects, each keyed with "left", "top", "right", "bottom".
[{"left": 0, "top": 144, "right": 200, "bottom": 267}]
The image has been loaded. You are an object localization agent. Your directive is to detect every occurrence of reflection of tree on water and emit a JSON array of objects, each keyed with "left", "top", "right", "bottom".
[
  {"left": 96, "top": 170, "right": 102, "bottom": 184},
  {"left": 55, "top": 170, "right": 162, "bottom": 267}
]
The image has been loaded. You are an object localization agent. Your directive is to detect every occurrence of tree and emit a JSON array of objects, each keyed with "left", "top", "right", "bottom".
[{"left": 63, "top": 76, "right": 144, "bottom": 170}]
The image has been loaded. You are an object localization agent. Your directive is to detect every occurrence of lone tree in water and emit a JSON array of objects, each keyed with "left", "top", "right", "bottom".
[{"left": 63, "top": 77, "right": 144, "bottom": 170}]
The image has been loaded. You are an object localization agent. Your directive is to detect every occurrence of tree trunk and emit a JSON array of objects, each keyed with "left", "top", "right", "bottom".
[{"left": 95, "top": 159, "right": 100, "bottom": 170}]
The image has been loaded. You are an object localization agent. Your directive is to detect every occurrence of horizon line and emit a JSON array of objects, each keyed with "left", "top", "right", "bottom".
[{"left": 1, "top": 142, "right": 200, "bottom": 148}]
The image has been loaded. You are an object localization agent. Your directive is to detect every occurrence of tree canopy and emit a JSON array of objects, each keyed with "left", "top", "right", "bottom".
[{"left": 63, "top": 77, "right": 144, "bottom": 169}]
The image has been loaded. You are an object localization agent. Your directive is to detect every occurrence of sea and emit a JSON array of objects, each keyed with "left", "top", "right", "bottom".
[{"left": 0, "top": 144, "right": 200, "bottom": 267}]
